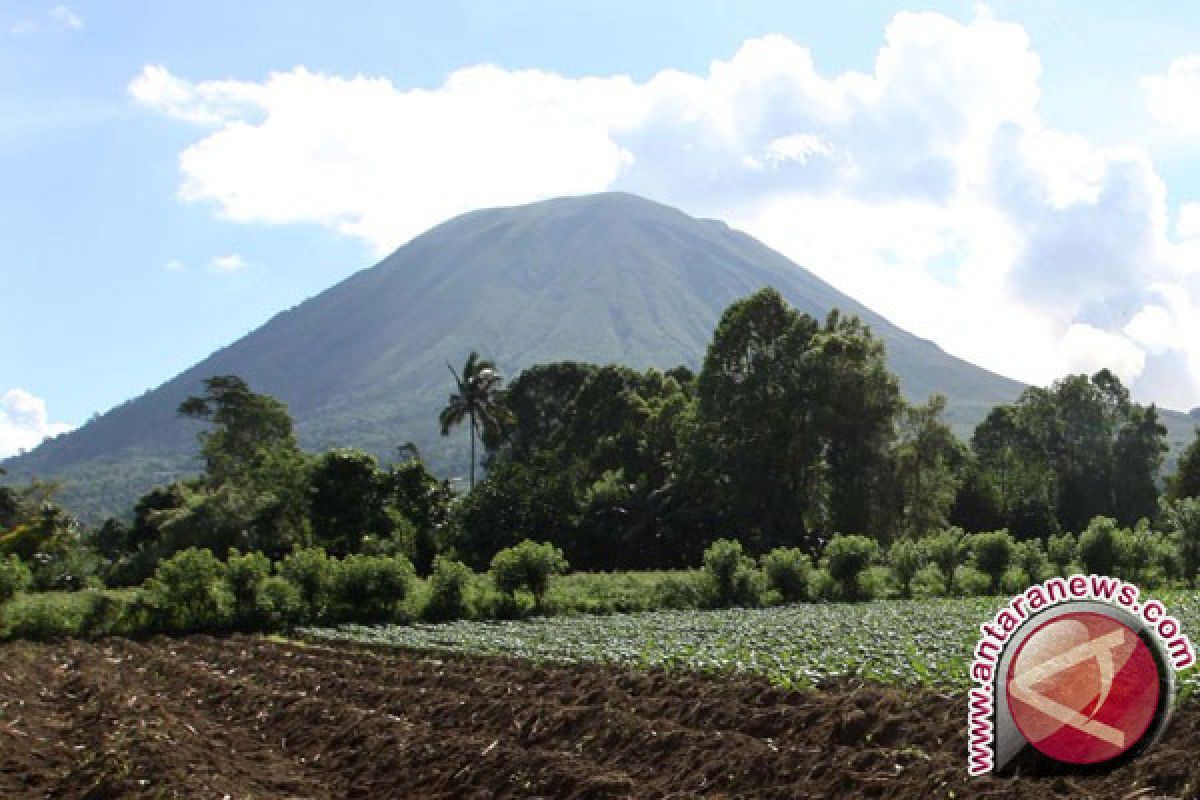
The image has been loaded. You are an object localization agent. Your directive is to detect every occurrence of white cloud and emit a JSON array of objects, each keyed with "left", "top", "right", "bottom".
[
  {"left": 9, "top": 20, "right": 37, "bottom": 35},
  {"left": 1144, "top": 55, "right": 1200, "bottom": 137},
  {"left": 1060, "top": 324, "right": 1146, "bottom": 385},
  {"left": 132, "top": 11, "right": 1200, "bottom": 410},
  {"left": 1178, "top": 203, "right": 1200, "bottom": 239},
  {"left": 51, "top": 5, "right": 82, "bottom": 30},
  {"left": 0, "top": 389, "right": 72, "bottom": 458},
  {"left": 164, "top": 258, "right": 186, "bottom": 272},
  {"left": 209, "top": 253, "right": 246, "bottom": 272}
]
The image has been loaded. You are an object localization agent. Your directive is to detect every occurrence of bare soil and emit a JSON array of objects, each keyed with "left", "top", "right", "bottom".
[{"left": 0, "top": 634, "right": 1195, "bottom": 798}]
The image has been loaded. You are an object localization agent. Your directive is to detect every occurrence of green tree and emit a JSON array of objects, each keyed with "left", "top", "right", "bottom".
[
  {"left": 893, "top": 395, "right": 966, "bottom": 539},
  {"left": 440, "top": 352, "right": 512, "bottom": 490},
  {"left": 450, "top": 460, "right": 577, "bottom": 570},
  {"left": 682, "top": 291, "right": 901, "bottom": 555},
  {"left": 179, "top": 375, "right": 298, "bottom": 487},
  {"left": 309, "top": 449, "right": 388, "bottom": 557},
  {"left": 1168, "top": 428, "right": 1200, "bottom": 502}
]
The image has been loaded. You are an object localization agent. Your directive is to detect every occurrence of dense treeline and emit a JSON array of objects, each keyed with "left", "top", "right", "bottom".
[{"left": 4, "top": 287, "right": 1200, "bottom": 635}]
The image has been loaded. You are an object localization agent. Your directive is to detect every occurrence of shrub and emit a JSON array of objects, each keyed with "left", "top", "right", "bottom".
[
  {"left": 260, "top": 575, "right": 305, "bottom": 628},
  {"left": 1046, "top": 532, "right": 1077, "bottom": 576},
  {"left": 912, "top": 563, "right": 949, "bottom": 598},
  {"left": 1124, "top": 521, "right": 1175, "bottom": 587},
  {"left": 701, "top": 539, "right": 763, "bottom": 607},
  {"left": 1013, "top": 539, "right": 1050, "bottom": 585},
  {"left": 0, "top": 555, "right": 31, "bottom": 604},
  {"left": 887, "top": 540, "right": 925, "bottom": 598},
  {"left": 279, "top": 547, "right": 336, "bottom": 619},
  {"left": 332, "top": 554, "right": 416, "bottom": 622},
  {"left": 824, "top": 534, "right": 878, "bottom": 602},
  {"left": 489, "top": 540, "right": 569, "bottom": 611},
  {"left": 953, "top": 565, "right": 992, "bottom": 596},
  {"left": 1078, "top": 517, "right": 1130, "bottom": 577},
  {"left": 1165, "top": 498, "right": 1200, "bottom": 587},
  {"left": 225, "top": 550, "right": 272, "bottom": 629},
  {"left": 760, "top": 547, "right": 811, "bottom": 603},
  {"left": 1001, "top": 565, "right": 1030, "bottom": 594},
  {"left": 145, "top": 547, "right": 226, "bottom": 631},
  {"left": 971, "top": 531, "right": 1016, "bottom": 593},
  {"left": 3, "top": 596, "right": 78, "bottom": 640},
  {"left": 654, "top": 573, "right": 707, "bottom": 610},
  {"left": 926, "top": 529, "right": 966, "bottom": 595},
  {"left": 424, "top": 556, "right": 474, "bottom": 621}
]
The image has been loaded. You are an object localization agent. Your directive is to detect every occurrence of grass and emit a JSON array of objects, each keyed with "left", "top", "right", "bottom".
[{"left": 0, "top": 587, "right": 146, "bottom": 640}]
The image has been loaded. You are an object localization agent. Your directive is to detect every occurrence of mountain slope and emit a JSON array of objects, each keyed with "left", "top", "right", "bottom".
[{"left": 8, "top": 192, "right": 1189, "bottom": 520}]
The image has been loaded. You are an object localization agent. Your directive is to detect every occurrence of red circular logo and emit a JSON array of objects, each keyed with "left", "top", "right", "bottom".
[{"left": 1006, "top": 611, "right": 1161, "bottom": 765}]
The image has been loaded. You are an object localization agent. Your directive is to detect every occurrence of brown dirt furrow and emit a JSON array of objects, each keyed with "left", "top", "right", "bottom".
[{"left": 0, "top": 634, "right": 1199, "bottom": 798}]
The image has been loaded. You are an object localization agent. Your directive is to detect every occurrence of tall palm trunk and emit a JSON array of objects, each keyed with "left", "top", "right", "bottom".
[{"left": 469, "top": 411, "right": 477, "bottom": 489}]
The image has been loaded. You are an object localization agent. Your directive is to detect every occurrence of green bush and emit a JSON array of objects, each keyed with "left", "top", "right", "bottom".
[
  {"left": 912, "top": 563, "right": 949, "bottom": 598},
  {"left": 260, "top": 575, "right": 305, "bottom": 628},
  {"left": 145, "top": 547, "right": 227, "bottom": 630},
  {"left": 489, "top": 540, "right": 569, "bottom": 611},
  {"left": 424, "top": 556, "right": 474, "bottom": 621},
  {"left": 0, "top": 555, "right": 31, "bottom": 604},
  {"left": 1078, "top": 517, "right": 1131, "bottom": 577},
  {"left": 1046, "top": 532, "right": 1077, "bottom": 576},
  {"left": 225, "top": 550, "right": 272, "bottom": 629},
  {"left": 1165, "top": 498, "right": 1200, "bottom": 587},
  {"left": 3, "top": 596, "right": 77, "bottom": 640},
  {"left": 926, "top": 528, "right": 966, "bottom": 595},
  {"left": 887, "top": 540, "right": 925, "bottom": 598},
  {"left": 824, "top": 534, "right": 879, "bottom": 601},
  {"left": 953, "top": 565, "right": 992, "bottom": 596},
  {"left": 654, "top": 572, "right": 707, "bottom": 610},
  {"left": 701, "top": 538, "right": 764, "bottom": 607},
  {"left": 971, "top": 531, "right": 1016, "bottom": 593},
  {"left": 1001, "top": 565, "right": 1030, "bottom": 594},
  {"left": 760, "top": 547, "right": 811, "bottom": 603},
  {"left": 332, "top": 554, "right": 415, "bottom": 622},
  {"left": 1014, "top": 539, "right": 1050, "bottom": 584},
  {"left": 279, "top": 547, "right": 336, "bottom": 620}
]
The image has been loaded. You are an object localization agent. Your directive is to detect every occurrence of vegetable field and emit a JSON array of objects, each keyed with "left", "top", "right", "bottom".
[{"left": 304, "top": 594, "right": 1200, "bottom": 693}]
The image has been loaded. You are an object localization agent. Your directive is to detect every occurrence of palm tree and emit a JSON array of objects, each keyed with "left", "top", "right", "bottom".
[{"left": 439, "top": 352, "right": 512, "bottom": 490}]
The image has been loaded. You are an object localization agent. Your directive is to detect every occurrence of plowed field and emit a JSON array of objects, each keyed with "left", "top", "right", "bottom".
[{"left": 0, "top": 635, "right": 1195, "bottom": 798}]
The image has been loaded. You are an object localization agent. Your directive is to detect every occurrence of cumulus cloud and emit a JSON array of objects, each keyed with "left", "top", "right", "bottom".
[
  {"left": 1144, "top": 55, "right": 1200, "bottom": 137},
  {"left": 130, "top": 11, "right": 1200, "bottom": 409},
  {"left": 0, "top": 389, "right": 72, "bottom": 458},
  {"left": 208, "top": 253, "right": 246, "bottom": 272}
]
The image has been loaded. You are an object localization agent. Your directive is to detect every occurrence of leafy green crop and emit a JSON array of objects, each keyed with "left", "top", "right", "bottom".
[{"left": 303, "top": 594, "right": 1200, "bottom": 693}]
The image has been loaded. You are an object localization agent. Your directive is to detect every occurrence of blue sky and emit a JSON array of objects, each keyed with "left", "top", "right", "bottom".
[{"left": 4, "top": 1, "right": 1200, "bottom": 455}]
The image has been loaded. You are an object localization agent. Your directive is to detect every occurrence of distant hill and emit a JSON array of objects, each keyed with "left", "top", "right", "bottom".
[{"left": 5, "top": 192, "right": 1193, "bottom": 520}]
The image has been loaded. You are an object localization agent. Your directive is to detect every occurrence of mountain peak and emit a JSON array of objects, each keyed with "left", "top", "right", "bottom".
[{"left": 5, "top": 192, "right": 1032, "bottom": 520}]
